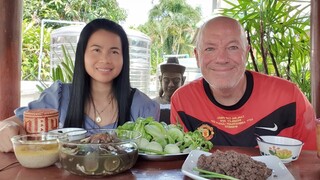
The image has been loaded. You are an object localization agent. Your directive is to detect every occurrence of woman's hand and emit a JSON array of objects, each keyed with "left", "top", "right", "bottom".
[{"left": 0, "top": 117, "right": 25, "bottom": 153}]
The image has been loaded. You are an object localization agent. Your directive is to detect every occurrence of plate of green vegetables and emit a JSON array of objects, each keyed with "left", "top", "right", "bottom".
[{"left": 116, "top": 117, "right": 213, "bottom": 161}]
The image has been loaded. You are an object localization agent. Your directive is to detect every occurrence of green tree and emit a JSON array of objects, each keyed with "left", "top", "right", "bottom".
[
  {"left": 138, "top": 0, "right": 201, "bottom": 72},
  {"left": 222, "top": 0, "right": 311, "bottom": 100},
  {"left": 23, "top": 0, "right": 127, "bottom": 24}
]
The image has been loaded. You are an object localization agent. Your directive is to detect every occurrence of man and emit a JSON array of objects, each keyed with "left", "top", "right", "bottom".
[
  {"left": 154, "top": 57, "right": 185, "bottom": 123},
  {"left": 170, "top": 16, "right": 317, "bottom": 150}
]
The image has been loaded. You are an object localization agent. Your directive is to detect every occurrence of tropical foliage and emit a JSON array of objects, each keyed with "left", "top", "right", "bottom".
[
  {"left": 137, "top": 0, "right": 201, "bottom": 73},
  {"left": 23, "top": 0, "right": 127, "bottom": 25},
  {"left": 21, "top": 20, "right": 52, "bottom": 81},
  {"left": 51, "top": 45, "right": 75, "bottom": 83},
  {"left": 222, "top": 0, "right": 311, "bottom": 100},
  {"left": 36, "top": 45, "right": 75, "bottom": 92}
]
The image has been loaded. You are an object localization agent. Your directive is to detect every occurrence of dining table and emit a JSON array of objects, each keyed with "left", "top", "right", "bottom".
[{"left": 0, "top": 146, "right": 319, "bottom": 180}]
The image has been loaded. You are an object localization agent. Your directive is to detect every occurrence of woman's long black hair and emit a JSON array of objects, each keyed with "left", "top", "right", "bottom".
[{"left": 64, "top": 18, "right": 131, "bottom": 128}]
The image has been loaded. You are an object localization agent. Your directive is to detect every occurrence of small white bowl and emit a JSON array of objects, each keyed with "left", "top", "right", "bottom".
[
  {"left": 49, "top": 128, "right": 87, "bottom": 141},
  {"left": 256, "top": 135, "right": 304, "bottom": 163}
]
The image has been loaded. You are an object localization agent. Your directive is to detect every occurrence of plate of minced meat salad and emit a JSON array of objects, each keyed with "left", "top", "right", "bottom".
[{"left": 182, "top": 149, "right": 294, "bottom": 180}]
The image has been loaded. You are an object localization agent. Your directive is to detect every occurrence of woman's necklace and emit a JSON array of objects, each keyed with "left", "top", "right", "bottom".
[
  {"left": 95, "top": 103, "right": 109, "bottom": 123},
  {"left": 91, "top": 95, "right": 113, "bottom": 123}
]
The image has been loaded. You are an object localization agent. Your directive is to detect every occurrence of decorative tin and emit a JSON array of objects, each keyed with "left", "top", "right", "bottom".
[{"left": 23, "top": 109, "right": 59, "bottom": 134}]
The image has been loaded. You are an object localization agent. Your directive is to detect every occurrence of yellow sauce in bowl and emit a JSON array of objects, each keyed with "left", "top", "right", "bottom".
[{"left": 14, "top": 143, "right": 59, "bottom": 168}]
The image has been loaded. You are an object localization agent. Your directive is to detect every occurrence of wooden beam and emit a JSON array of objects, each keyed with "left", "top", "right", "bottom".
[
  {"left": 0, "top": 0, "right": 23, "bottom": 120},
  {"left": 311, "top": 0, "right": 320, "bottom": 118}
]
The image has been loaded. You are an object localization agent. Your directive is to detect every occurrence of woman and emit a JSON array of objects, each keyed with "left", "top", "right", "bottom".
[{"left": 0, "top": 18, "right": 159, "bottom": 152}]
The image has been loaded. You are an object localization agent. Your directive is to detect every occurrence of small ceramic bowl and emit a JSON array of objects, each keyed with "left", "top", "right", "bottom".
[
  {"left": 49, "top": 128, "right": 87, "bottom": 141},
  {"left": 256, "top": 135, "right": 304, "bottom": 163},
  {"left": 11, "top": 133, "right": 64, "bottom": 168}
]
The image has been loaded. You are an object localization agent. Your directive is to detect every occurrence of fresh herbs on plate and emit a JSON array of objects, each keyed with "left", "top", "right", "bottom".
[{"left": 193, "top": 167, "right": 239, "bottom": 180}]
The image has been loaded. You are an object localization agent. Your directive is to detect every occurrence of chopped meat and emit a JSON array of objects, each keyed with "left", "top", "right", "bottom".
[
  {"left": 197, "top": 150, "right": 272, "bottom": 180},
  {"left": 80, "top": 133, "right": 120, "bottom": 144}
]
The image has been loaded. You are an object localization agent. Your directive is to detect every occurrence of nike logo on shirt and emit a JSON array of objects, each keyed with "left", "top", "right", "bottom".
[{"left": 256, "top": 123, "right": 278, "bottom": 131}]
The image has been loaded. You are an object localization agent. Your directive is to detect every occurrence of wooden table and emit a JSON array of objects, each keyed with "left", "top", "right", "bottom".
[{"left": 0, "top": 146, "right": 319, "bottom": 180}]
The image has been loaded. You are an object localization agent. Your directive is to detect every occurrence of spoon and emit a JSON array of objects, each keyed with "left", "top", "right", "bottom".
[{"left": 254, "top": 134, "right": 266, "bottom": 142}]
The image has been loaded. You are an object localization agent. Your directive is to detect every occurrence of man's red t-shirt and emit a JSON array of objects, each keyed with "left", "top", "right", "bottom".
[{"left": 171, "top": 71, "right": 316, "bottom": 150}]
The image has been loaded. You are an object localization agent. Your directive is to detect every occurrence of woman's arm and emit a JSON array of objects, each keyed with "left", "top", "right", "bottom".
[{"left": 0, "top": 116, "right": 26, "bottom": 152}]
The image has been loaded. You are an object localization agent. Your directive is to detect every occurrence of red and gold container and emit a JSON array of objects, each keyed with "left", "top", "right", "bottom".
[{"left": 23, "top": 109, "right": 59, "bottom": 134}]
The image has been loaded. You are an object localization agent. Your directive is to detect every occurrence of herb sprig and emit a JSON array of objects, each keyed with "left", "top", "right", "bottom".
[{"left": 193, "top": 167, "right": 239, "bottom": 180}]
